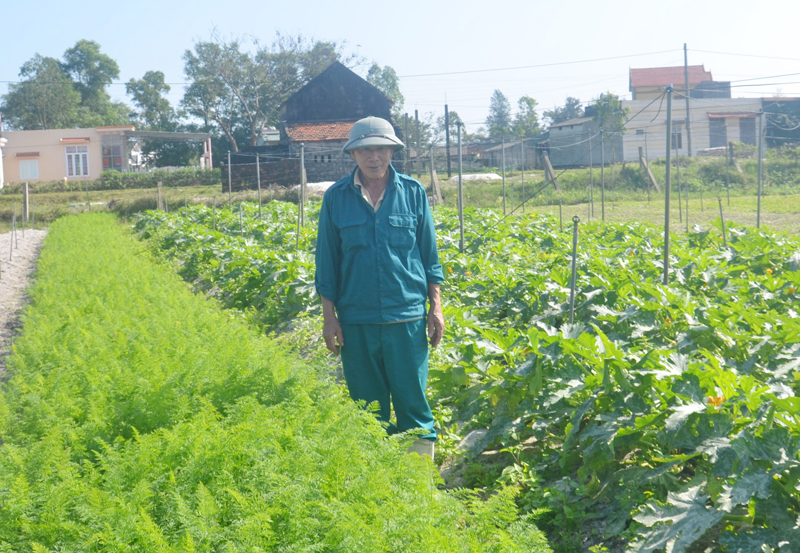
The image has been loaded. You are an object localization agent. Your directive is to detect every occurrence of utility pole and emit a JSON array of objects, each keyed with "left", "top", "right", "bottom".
[
  {"left": 664, "top": 85, "right": 674, "bottom": 285},
  {"left": 445, "top": 104, "right": 452, "bottom": 177},
  {"left": 684, "top": 43, "right": 693, "bottom": 157},
  {"left": 415, "top": 109, "right": 421, "bottom": 179}
]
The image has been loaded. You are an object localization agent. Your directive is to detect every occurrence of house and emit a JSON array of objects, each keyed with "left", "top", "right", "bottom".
[
  {"left": 623, "top": 66, "right": 763, "bottom": 161},
  {"left": 231, "top": 61, "right": 403, "bottom": 188},
  {"left": 629, "top": 65, "right": 715, "bottom": 100},
  {"left": 548, "top": 115, "right": 623, "bottom": 168},
  {"left": 483, "top": 138, "right": 545, "bottom": 170},
  {"left": 0, "top": 126, "right": 212, "bottom": 185}
]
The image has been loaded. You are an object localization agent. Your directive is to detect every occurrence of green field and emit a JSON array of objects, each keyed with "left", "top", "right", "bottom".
[{"left": 136, "top": 201, "right": 800, "bottom": 553}]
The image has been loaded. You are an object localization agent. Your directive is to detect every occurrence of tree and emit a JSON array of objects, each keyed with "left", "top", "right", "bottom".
[
  {"left": 512, "top": 95, "right": 540, "bottom": 138},
  {"left": 127, "top": 71, "right": 178, "bottom": 130},
  {"left": 0, "top": 54, "right": 81, "bottom": 130},
  {"left": 486, "top": 90, "right": 512, "bottom": 139},
  {"left": 434, "top": 110, "right": 461, "bottom": 145},
  {"left": 590, "top": 92, "right": 629, "bottom": 134},
  {"left": 182, "top": 33, "right": 355, "bottom": 152},
  {"left": 61, "top": 39, "right": 129, "bottom": 126},
  {"left": 367, "top": 64, "right": 404, "bottom": 119},
  {"left": 127, "top": 71, "right": 197, "bottom": 167},
  {"left": 543, "top": 97, "right": 584, "bottom": 126}
]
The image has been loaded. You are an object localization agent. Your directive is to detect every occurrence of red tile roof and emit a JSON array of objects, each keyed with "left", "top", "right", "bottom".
[
  {"left": 630, "top": 66, "right": 712, "bottom": 89},
  {"left": 286, "top": 121, "right": 355, "bottom": 142}
]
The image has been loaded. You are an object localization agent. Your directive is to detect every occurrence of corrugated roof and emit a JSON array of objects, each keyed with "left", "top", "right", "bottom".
[
  {"left": 630, "top": 66, "right": 712, "bottom": 89},
  {"left": 286, "top": 121, "right": 354, "bottom": 142}
]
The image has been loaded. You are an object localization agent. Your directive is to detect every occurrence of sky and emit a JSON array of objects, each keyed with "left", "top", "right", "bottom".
[{"left": 2, "top": 0, "right": 800, "bottom": 134}]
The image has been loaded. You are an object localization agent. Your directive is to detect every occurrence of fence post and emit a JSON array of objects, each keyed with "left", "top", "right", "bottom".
[
  {"left": 501, "top": 137, "right": 506, "bottom": 216},
  {"left": 757, "top": 110, "right": 764, "bottom": 229},
  {"left": 559, "top": 199, "right": 563, "bottom": 232},
  {"left": 600, "top": 130, "right": 605, "bottom": 221},
  {"left": 300, "top": 143, "right": 306, "bottom": 228},
  {"left": 521, "top": 139, "right": 525, "bottom": 214},
  {"left": 212, "top": 197, "right": 217, "bottom": 231},
  {"left": 157, "top": 181, "right": 164, "bottom": 211},
  {"left": 22, "top": 182, "right": 29, "bottom": 223},
  {"left": 457, "top": 122, "right": 465, "bottom": 254},
  {"left": 718, "top": 197, "right": 727, "bottom": 248},
  {"left": 569, "top": 216, "right": 580, "bottom": 324},
  {"left": 589, "top": 133, "right": 594, "bottom": 218},
  {"left": 239, "top": 203, "right": 244, "bottom": 237},
  {"left": 663, "top": 86, "right": 674, "bottom": 286},
  {"left": 256, "top": 152, "right": 263, "bottom": 221}
]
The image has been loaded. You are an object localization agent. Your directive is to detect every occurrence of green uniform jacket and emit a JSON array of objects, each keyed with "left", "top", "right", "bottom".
[{"left": 314, "top": 165, "right": 444, "bottom": 324}]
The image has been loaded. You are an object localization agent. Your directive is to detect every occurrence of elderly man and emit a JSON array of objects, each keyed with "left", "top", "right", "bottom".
[{"left": 314, "top": 116, "right": 444, "bottom": 459}]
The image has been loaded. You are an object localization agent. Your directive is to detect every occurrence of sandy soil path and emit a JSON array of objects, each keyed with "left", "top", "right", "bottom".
[{"left": 0, "top": 228, "right": 47, "bottom": 380}]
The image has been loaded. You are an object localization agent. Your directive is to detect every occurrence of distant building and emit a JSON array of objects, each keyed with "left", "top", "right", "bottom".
[
  {"left": 629, "top": 65, "right": 717, "bottom": 100},
  {"left": 232, "top": 61, "right": 403, "bottom": 187},
  {"left": 548, "top": 117, "right": 623, "bottom": 168},
  {"left": 0, "top": 126, "right": 212, "bottom": 185}
]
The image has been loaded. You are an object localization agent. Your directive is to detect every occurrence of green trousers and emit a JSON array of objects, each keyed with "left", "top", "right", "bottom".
[{"left": 340, "top": 318, "right": 436, "bottom": 440}]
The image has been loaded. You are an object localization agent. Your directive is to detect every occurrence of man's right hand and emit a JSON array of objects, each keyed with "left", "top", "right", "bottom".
[
  {"left": 321, "top": 296, "right": 344, "bottom": 355},
  {"left": 323, "top": 315, "right": 344, "bottom": 355}
]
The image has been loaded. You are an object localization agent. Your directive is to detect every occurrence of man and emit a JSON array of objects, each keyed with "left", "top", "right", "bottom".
[{"left": 314, "top": 116, "right": 444, "bottom": 459}]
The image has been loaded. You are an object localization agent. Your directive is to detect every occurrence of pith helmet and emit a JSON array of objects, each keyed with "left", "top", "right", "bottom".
[{"left": 342, "top": 116, "right": 404, "bottom": 152}]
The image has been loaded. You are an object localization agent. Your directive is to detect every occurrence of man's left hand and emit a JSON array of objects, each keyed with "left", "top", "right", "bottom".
[{"left": 427, "top": 304, "right": 444, "bottom": 348}]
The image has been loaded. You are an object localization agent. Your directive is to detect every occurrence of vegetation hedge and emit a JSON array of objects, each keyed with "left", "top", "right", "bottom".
[
  {"left": 1, "top": 168, "right": 220, "bottom": 194},
  {"left": 0, "top": 212, "right": 549, "bottom": 552}
]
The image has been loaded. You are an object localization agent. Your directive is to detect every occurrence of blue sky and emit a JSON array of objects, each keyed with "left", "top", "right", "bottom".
[{"left": 3, "top": 0, "right": 799, "bottom": 132}]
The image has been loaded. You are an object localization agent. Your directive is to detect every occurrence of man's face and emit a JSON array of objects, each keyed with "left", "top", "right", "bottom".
[{"left": 350, "top": 146, "right": 394, "bottom": 181}]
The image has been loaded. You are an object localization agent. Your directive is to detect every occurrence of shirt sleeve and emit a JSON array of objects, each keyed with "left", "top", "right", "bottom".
[
  {"left": 314, "top": 192, "right": 340, "bottom": 303},
  {"left": 416, "top": 189, "right": 445, "bottom": 284}
]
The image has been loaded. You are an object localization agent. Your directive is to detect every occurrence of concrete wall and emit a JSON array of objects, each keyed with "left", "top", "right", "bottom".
[{"left": 621, "top": 97, "right": 763, "bottom": 162}]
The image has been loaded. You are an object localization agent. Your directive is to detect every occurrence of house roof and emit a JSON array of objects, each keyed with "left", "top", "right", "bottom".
[
  {"left": 630, "top": 66, "right": 712, "bottom": 89},
  {"left": 285, "top": 121, "right": 354, "bottom": 142},
  {"left": 551, "top": 117, "right": 592, "bottom": 128}
]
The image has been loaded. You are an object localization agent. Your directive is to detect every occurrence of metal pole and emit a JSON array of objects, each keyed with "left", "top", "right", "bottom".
[
  {"left": 757, "top": 111, "right": 763, "bottom": 229},
  {"left": 457, "top": 122, "right": 465, "bottom": 254},
  {"left": 299, "top": 143, "right": 306, "bottom": 230},
  {"left": 521, "top": 139, "right": 525, "bottom": 214},
  {"left": 600, "top": 130, "right": 605, "bottom": 221},
  {"left": 559, "top": 199, "right": 563, "bottom": 232},
  {"left": 569, "top": 216, "right": 580, "bottom": 324},
  {"left": 726, "top": 142, "right": 731, "bottom": 206},
  {"left": 501, "top": 137, "right": 506, "bottom": 216},
  {"left": 589, "top": 133, "right": 594, "bottom": 218},
  {"left": 445, "top": 104, "right": 452, "bottom": 178},
  {"left": 239, "top": 203, "right": 244, "bottom": 237},
  {"left": 415, "top": 109, "right": 421, "bottom": 179},
  {"left": 676, "top": 127, "right": 682, "bottom": 223},
  {"left": 212, "top": 197, "right": 217, "bottom": 231},
  {"left": 664, "top": 86, "right": 674, "bottom": 286},
  {"left": 227, "top": 151, "right": 232, "bottom": 204},
  {"left": 256, "top": 153, "right": 262, "bottom": 221},
  {"left": 718, "top": 197, "right": 727, "bottom": 248},
  {"left": 685, "top": 186, "right": 689, "bottom": 233},
  {"left": 684, "top": 43, "right": 692, "bottom": 157}
]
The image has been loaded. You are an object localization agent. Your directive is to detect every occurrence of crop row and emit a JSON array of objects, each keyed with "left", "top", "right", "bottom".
[
  {"left": 135, "top": 202, "right": 800, "bottom": 553},
  {"left": 0, "top": 212, "right": 548, "bottom": 552}
]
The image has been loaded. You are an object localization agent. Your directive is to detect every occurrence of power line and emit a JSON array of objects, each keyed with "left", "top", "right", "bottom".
[
  {"left": 690, "top": 49, "right": 800, "bottom": 62},
  {"left": 398, "top": 50, "right": 681, "bottom": 78}
]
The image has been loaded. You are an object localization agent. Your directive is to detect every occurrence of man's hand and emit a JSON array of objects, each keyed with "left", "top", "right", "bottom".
[
  {"left": 321, "top": 296, "right": 344, "bottom": 355},
  {"left": 427, "top": 283, "right": 444, "bottom": 348}
]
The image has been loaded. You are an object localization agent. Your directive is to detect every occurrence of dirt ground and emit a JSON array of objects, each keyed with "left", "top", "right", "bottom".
[{"left": 0, "top": 228, "right": 47, "bottom": 380}]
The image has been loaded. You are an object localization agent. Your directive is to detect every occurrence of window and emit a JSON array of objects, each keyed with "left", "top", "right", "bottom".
[
  {"left": 102, "top": 145, "right": 122, "bottom": 171},
  {"left": 636, "top": 129, "right": 645, "bottom": 135},
  {"left": 19, "top": 159, "right": 39, "bottom": 180},
  {"left": 66, "top": 145, "right": 89, "bottom": 177},
  {"left": 740, "top": 118, "right": 756, "bottom": 146},
  {"left": 709, "top": 119, "right": 727, "bottom": 148}
]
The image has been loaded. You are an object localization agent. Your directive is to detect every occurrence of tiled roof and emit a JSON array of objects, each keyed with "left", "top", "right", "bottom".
[
  {"left": 286, "top": 121, "right": 355, "bottom": 142},
  {"left": 630, "top": 66, "right": 712, "bottom": 89}
]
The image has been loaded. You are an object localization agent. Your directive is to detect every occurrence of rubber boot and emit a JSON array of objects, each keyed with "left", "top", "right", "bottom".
[{"left": 407, "top": 438, "right": 434, "bottom": 461}]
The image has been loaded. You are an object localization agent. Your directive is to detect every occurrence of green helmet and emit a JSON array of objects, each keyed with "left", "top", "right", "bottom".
[{"left": 342, "top": 116, "right": 404, "bottom": 152}]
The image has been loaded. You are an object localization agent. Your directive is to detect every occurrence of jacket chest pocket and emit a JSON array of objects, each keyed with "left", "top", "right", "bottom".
[
  {"left": 388, "top": 214, "right": 417, "bottom": 250},
  {"left": 338, "top": 217, "right": 367, "bottom": 251}
]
